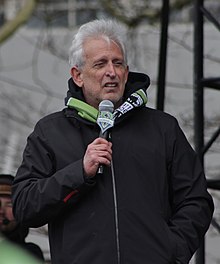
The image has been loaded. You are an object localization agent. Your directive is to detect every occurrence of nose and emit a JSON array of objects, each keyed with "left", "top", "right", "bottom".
[{"left": 105, "top": 62, "right": 116, "bottom": 78}]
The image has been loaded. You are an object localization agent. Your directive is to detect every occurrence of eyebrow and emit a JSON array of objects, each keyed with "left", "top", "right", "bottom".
[{"left": 93, "top": 56, "right": 124, "bottom": 64}]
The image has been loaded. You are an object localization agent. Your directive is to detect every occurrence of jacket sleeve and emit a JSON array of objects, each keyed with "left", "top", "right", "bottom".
[
  {"left": 12, "top": 122, "right": 95, "bottom": 228},
  {"left": 167, "top": 119, "right": 214, "bottom": 264}
]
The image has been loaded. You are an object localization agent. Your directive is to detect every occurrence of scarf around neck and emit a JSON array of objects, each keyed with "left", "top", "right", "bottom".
[{"left": 66, "top": 88, "right": 148, "bottom": 123}]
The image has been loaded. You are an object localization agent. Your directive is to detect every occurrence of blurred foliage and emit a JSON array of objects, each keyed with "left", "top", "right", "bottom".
[
  {"left": 100, "top": 0, "right": 192, "bottom": 27},
  {"left": 0, "top": 0, "right": 37, "bottom": 45}
]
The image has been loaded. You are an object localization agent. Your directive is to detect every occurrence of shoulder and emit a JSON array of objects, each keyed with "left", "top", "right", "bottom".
[
  {"left": 26, "top": 110, "right": 69, "bottom": 140},
  {"left": 34, "top": 109, "right": 70, "bottom": 130},
  {"left": 139, "top": 107, "right": 185, "bottom": 142},
  {"left": 37, "top": 110, "right": 66, "bottom": 124},
  {"left": 141, "top": 106, "right": 179, "bottom": 126}
]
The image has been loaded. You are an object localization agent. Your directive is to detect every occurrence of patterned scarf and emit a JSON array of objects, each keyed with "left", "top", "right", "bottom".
[{"left": 66, "top": 88, "right": 148, "bottom": 123}]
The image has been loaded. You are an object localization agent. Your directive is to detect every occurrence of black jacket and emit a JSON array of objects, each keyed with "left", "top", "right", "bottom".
[{"left": 12, "top": 72, "right": 213, "bottom": 264}]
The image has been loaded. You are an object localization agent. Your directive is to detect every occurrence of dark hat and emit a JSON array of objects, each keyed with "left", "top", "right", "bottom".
[{"left": 0, "top": 174, "right": 14, "bottom": 195}]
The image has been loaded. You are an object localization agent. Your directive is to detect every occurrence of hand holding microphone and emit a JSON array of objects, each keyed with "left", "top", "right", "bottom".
[
  {"left": 96, "top": 100, "right": 114, "bottom": 174},
  {"left": 83, "top": 100, "right": 114, "bottom": 177}
]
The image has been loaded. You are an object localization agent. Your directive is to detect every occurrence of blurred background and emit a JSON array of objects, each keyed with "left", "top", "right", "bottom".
[{"left": 0, "top": 0, "right": 220, "bottom": 263}]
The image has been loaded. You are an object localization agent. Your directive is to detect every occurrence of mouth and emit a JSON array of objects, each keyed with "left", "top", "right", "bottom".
[{"left": 104, "top": 82, "right": 118, "bottom": 88}]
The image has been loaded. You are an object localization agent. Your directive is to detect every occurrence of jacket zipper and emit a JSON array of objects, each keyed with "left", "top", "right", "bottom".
[{"left": 110, "top": 132, "right": 121, "bottom": 264}]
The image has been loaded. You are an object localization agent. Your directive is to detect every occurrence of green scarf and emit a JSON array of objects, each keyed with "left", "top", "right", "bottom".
[
  {"left": 66, "top": 88, "right": 148, "bottom": 123},
  {"left": 66, "top": 98, "right": 98, "bottom": 123}
]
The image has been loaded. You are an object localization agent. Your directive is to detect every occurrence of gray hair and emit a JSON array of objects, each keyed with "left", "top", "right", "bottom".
[{"left": 69, "top": 19, "right": 127, "bottom": 68}]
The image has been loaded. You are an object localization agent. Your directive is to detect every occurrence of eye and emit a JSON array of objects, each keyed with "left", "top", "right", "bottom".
[
  {"left": 113, "top": 60, "right": 125, "bottom": 67},
  {"left": 93, "top": 61, "right": 106, "bottom": 68},
  {"left": 94, "top": 63, "right": 103, "bottom": 68}
]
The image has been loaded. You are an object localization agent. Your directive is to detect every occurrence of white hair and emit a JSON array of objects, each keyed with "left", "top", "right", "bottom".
[{"left": 69, "top": 19, "right": 127, "bottom": 68}]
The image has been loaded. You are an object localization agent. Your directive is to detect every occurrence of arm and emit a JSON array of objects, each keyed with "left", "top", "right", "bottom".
[
  {"left": 167, "top": 119, "right": 214, "bottom": 264},
  {"left": 12, "top": 123, "right": 88, "bottom": 227},
  {"left": 12, "top": 120, "right": 112, "bottom": 228}
]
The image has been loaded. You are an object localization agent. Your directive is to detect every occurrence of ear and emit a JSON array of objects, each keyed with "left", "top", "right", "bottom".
[{"left": 70, "top": 66, "right": 83, "bottom": 87}]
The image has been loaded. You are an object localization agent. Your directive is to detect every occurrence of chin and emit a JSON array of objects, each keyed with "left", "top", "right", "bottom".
[
  {"left": 104, "top": 94, "right": 122, "bottom": 102},
  {"left": 109, "top": 98, "right": 123, "bottom": 109}
]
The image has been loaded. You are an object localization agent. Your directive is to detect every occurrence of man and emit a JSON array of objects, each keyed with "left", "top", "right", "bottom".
[
  {"left": 0, "top": 174, "right": 44, "bottom": 262},
  {"left": 12, "top": 19, "right": 213, "bottom": 264}
]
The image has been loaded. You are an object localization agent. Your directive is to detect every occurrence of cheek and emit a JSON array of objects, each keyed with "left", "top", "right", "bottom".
[
  {"left": 5, "top": 207, "right": 14, "bottom": 220},
  {"left": 83, "top": 73, "right": 101, "bottom": 87}
]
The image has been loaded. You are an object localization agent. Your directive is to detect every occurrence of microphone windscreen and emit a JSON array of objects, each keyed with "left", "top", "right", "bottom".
[
  {"left": 97, "top": 100, "right": 115, "bottom": 134},
  {"left": 98, "top": 100, "right": 114, "bottom": 113}
]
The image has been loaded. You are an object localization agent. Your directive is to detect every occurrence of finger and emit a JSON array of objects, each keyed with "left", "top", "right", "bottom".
[
  {"left": 93, "top": 142, "right": 112, "bottom": 153},
  {"left": 83, "top": 139, "right": 112, "bottom": 177}
]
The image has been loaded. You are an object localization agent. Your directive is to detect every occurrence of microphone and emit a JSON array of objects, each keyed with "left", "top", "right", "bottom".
[{"left": 96, "top": 100, "right": 114, "bottom": 174}]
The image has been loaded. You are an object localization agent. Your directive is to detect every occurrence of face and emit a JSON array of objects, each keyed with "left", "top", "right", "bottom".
[
  {"left": 0, "top": 196, "right": 17, "bottom": 233},
  {"left": 71, "top": 37, "right": 129, "bottom": 109}
]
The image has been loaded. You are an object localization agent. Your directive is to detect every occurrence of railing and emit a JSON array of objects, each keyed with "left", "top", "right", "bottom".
[{"left": 194, "top": 0, "right": 220, "bottom": 263}]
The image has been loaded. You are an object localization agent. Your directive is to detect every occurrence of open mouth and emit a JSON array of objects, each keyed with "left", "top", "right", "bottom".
[{"left": 104, "top": 82, "right": 118, "bottom": 88}]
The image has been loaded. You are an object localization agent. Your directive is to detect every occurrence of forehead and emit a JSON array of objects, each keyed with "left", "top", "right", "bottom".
[{"left": 83, "top": 37, "right": 124, "bottom": 60}]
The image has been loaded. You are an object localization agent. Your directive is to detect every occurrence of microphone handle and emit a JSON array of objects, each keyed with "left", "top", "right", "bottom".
[
  {"left": 97, "top": 130, "right": 109, "bottom": 174},
  {"left": 97, "top": 165, "right": 104, "bottom": 174}
]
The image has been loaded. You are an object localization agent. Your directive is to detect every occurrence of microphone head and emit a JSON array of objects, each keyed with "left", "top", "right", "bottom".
[
  {"left": 98, "top": 100, "right": 114, "bottom": 113},
  {"left": 97, "top": 100, "right": 114, "bottom": 134}
]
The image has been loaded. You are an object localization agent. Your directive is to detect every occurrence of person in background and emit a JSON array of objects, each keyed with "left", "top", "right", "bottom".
[
  {"left": 0, "top": 174, "right": 44, "bottom": 262},
  {"left": 12, "top": 19, "right": 213, "bottom": 264}
]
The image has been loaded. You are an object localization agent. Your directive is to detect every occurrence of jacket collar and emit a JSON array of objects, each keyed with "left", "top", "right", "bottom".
[{"left": 64, "top": 71, "right": 150, "bottom": 124}]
